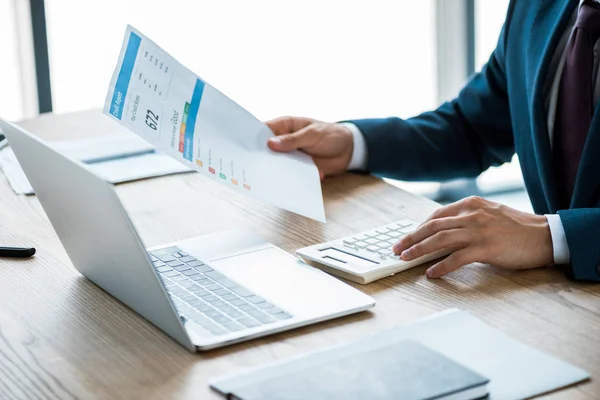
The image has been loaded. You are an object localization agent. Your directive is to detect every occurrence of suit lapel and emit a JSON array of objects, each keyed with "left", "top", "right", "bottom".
[
  {"left": 571, "top": 102, "right": 600, "bottom": 208},
  {"left": 529, "top": 0, "right": 577, "bottom": 212}
]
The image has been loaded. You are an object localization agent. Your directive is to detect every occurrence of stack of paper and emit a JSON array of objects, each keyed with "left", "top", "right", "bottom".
[
  {"left": 0, "top": 147, "right": 31, "bottom": 194},
  {"left": 0, "top": 134, "right": 192, "bottom": 195}
]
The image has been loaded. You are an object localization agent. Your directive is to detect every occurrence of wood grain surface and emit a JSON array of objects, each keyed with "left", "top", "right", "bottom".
[{"left": 0, "top": 110, "right": 598, "bottom": 399}]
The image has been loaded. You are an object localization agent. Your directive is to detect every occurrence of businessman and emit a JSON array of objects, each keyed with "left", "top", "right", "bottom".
[{"left": 266, "top": 0, "right": 600, "bottom": 281}]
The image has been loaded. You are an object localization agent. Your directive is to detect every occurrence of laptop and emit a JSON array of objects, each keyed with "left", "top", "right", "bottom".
[{"left": 0, "top": 119, "right": 375, "bottom": 352}]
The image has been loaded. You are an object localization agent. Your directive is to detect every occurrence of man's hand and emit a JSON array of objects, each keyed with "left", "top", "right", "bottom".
[
  {"left": 393, "top": 196, "right": 554, "bottom": 278},
  {"left": 266, "top": 117, "right": 354, "bottom": 179}
]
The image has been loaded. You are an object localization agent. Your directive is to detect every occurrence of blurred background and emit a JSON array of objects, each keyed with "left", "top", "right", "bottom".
[{"left": 1, "top": 0, "right": 528, "bottom": 210}]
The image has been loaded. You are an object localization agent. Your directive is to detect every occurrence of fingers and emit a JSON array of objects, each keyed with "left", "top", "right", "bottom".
[
  {"left": 265, "top": 116, "right": 315, "bottom": 136},
  {"left": 267, "top": 125, "right": 323, "bottom": 152},
  {"left": 393, "top": 216, "right": 464, "bottom": 254},
  {"left": 425, "top": 249, "right": 474, "bottom": 278},
  {"left": 399, "top": 229, "right": 467, "bottom": 261},
  {"left": 424, "top": 203, "right": 463, "bottom": 223},
  {"left": 425, "top": 196, "right": 489, "bottom": 222}
]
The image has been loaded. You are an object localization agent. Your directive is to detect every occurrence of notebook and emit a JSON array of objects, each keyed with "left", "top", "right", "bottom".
[
  {"left": 212, "top": 339, "right": 488, "bottom": 400},
  {"left": 210, "top": 309, "right": 589, "bottom": 400}
]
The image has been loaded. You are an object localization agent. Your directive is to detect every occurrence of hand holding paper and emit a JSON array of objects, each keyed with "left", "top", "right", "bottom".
[{"left": 104, "top": 26, "right": 325, "bottom": 222}]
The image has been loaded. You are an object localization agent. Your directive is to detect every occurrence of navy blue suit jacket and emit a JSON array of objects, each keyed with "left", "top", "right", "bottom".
[{"left": 350, "top": 0, "right": 600, "bottom": 281}]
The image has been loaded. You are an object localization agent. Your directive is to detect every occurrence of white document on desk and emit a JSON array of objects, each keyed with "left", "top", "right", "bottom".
[
  {"left": 103, "top": 25, "right": 325, "bottom": 222},
  {"left": 0, "top": 135, "right": 192, "bottom": 195},
  {"left": 211, "top": 309, "right": 589, "bottom": 400}
]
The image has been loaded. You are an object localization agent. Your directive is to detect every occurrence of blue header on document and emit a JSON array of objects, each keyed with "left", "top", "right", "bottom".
[{"left": 110, "top": 32, "right": 142, "bottom": 120}]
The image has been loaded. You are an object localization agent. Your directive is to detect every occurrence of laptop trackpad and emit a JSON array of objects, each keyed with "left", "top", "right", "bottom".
[{"left": 210, "top": 248, "right": 357, "bottom": 318}]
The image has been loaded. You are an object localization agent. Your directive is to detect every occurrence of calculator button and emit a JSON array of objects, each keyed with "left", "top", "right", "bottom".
[
  {"left": 155, "top": 254, "right": 176, "bottom": 262},
  {"left": 238, "top": 317, "right": 261, "bottom": 328},
  {"left": 396, "top": 219, "right": 414, "bottom": 227},
  {"left": 273, "top": 312, "right": 293, "bottom": 320},
  {"left": 246, "top": 296, "right": 266, "bottom": 304},
  {"left": 222, "top": 322, "right": 245, "bottom": 332},
  {"left": 167, "top": 260, "right": 184, "bottom": 267},
  {"left": 247, "top": 310, "right": 275, "bottom": 324}
]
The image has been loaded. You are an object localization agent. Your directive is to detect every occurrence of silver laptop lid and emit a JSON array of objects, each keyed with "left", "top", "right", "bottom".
[{"left": 0, "top": 119, "right": 194, "bottom": 351}]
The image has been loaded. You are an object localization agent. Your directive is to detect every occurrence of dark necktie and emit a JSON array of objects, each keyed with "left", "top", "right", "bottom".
[{"left": 554, "top": 0, "right": 600, "bottom": 207}]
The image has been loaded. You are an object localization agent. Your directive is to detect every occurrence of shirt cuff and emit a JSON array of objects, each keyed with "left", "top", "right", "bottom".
[
  {"left": 545, "top": 214, "right": 571, "bottom": 265},
  {"left": 340, "top": 123, "right": 368, "bottom": 171}
]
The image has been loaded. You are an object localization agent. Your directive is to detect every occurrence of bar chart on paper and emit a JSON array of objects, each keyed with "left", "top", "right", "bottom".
[
  {"left": 194, "top": 140, "right": 252, "bottom": 191},
  {"left": 104, "top": 26, "right": 325, "bottom": 221}
]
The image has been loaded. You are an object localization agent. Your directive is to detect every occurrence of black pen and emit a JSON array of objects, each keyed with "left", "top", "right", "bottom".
[{"left": 0, "top": 247, "right": 36, "bottom": 258}]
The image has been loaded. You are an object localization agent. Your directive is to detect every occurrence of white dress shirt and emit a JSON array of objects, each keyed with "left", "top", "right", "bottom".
[{"left": 344, "top": 1, "right": 600, "bottom": 266}]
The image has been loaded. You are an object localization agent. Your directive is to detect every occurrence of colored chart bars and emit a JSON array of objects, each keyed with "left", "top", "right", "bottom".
[
  {"left": 194, "top": 154, "right": 250, "bottom": 190},
  {"left": 178, "top": 102, "right": 190, "bottom": 153}
]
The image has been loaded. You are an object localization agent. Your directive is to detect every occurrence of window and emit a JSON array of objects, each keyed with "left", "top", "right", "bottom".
[
  {"left": 0, "top": 1, "right": 25, "bottom": 120},
  {"left": 385, "top": 0, "right": 519, "bottom": 201},
  {"left": 475, "top": 0, "right": 510, "bottom": 70},
  {"left": 474, "top": 0, "right": 524, "bottom": 197},
  {"left": 45, "top": 0, "right": 437, "bottom": 122}
]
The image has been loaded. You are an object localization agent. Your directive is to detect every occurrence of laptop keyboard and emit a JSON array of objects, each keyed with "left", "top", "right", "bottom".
[{"left": 149, "top": 246, "right": 293, "bottom": 336}]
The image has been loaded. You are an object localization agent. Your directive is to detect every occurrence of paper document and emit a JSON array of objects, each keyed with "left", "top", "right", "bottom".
[
  {"left": 0, "top": 135, "right": 192, "bottom": 195},
  {"left": 211, "top": 309, "right": 589, "bottom": 399},
  {"left": 56, "top": 134, "right": 154, "bottom": 163},
  {"left": 0, "top": 148, "right": 31, "bottom": 194},
  {"left": 103, "top": 26, "right": 325, "bottom": 222}
]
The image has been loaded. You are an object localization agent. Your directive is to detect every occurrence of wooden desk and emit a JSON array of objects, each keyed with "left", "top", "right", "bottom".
[{"left": 0, "top": 110, "right": 599, "bottom": 399}]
